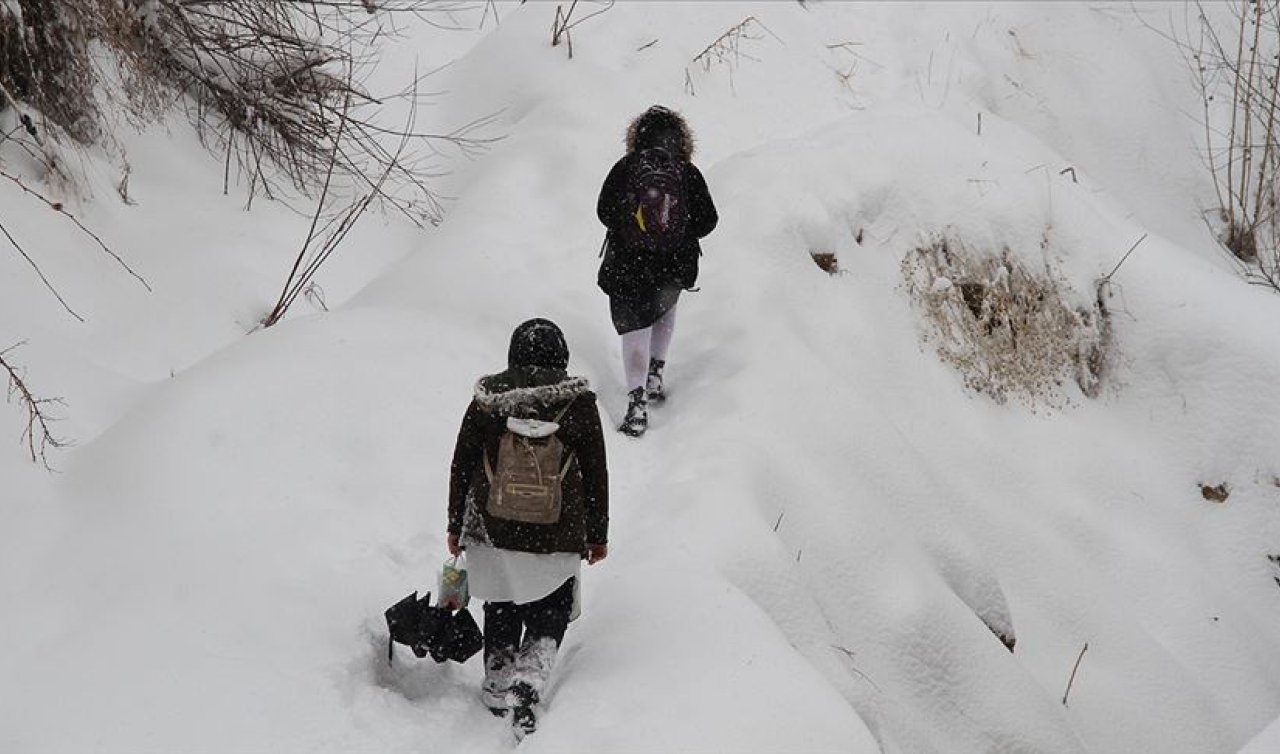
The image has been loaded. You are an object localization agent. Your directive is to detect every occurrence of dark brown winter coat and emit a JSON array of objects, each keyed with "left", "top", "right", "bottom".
[
  {"left": 448, "top": 367, "right": 609, "bottom": 555},
  {"left": 597, "top": 106, "right": 718, "bottom": 300}
]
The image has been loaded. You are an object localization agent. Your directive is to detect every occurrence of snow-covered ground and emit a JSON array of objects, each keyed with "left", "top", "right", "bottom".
[{"left": 3, "top": 2, "right": 1280, "bottom": 752}]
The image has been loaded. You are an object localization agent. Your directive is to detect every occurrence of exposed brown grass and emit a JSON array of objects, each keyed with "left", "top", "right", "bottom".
[{"left": 903, "top": 236, "right": 1111, "bottom": 406}]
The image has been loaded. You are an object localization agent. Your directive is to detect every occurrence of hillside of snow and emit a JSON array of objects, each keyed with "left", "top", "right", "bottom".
[{"left": 4, "top": 2, "right": 1280, "bottom": 753}]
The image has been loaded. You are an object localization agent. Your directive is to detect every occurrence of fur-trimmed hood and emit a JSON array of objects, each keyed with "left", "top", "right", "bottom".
[
  {"left": 625, "top": 105, "right": 694, "bottom": 161},
  {"left": 473, "top": 368, "right": 591, "bottom": 416}
]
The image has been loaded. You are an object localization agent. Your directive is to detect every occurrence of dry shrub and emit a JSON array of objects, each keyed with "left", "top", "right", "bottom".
[
  {"left": 1171, "top": 1, "right": 1280, "bottom": 288},
  {"left": 903, "top": 236, "right": 1110, "bottom": 406},
  {"left": 0, "top": 1, "right": 100, "bottom": 144},
  {"left": 1, "top": 0, "right": 495, "bottom": 325},
  {"left": 0, "top": 1, "right": 490, "bottom": 225}
]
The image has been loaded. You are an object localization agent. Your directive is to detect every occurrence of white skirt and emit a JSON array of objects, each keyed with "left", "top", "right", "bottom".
[{"left": 465, "top": 544, "right": 581, "bottom": 605}]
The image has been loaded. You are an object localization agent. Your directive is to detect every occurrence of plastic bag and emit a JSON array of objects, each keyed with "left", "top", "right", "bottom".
[{"left": 438, "top": 555, "right": 470, "bottom": 610}]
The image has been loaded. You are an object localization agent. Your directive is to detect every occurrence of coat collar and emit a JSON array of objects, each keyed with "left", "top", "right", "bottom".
[{"left": 474, "top": 368, "right": 590, "bottom": 415}]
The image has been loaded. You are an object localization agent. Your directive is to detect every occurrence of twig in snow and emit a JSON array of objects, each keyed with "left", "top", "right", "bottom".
[
  {"left": 551, "top": 0, "right": 614, "bottom": 59},
  {"left": 1102, "top": 233, "right": 1149, "bottom": 283},
  {"left": 303, "top": 282, "right": 329, "bottom": 311},
  {"left": 117, "top": 167, "right": 137, "bottom": 206},
  {"left": 1061, "top": 642, "right": 1089, "bottom": 706},
  {"left": 480, "top": 0, "right": 500, "bottom": 29},
  {"left": 0, "top": 341, "right": 70, "bottom": 470},
  {"left": 686, "top": 16, "right": 781, "bottom": 95},
  {"left": 831, "top": 644, "right": 882, "bottom": 692},
  {"left": 0, "top": 219, "right": 83, "bottom": 322},
  {"left": 773, "top": 511, "right": 785, "bottom": 532}
]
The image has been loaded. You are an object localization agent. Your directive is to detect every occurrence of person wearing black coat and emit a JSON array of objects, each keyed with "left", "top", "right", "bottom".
[
  {"left": 446, "top": 318, "right": 609, "bottom": 737},
  {"left": 596, "top": 105, "right": 718, "bottom": 437}
]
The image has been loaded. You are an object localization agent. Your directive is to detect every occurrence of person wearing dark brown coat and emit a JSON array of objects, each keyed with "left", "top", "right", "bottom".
[
  {"left": 446, "top": 318, "right": 608, "bottom": 738},
  {"left": 596, "top": 105, "right": 718, "bottom": 437}
]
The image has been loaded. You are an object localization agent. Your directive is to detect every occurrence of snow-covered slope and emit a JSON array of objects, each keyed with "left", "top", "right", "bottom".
[{"left": 4, "top": 3, "right": 1280, "bottom": 753}]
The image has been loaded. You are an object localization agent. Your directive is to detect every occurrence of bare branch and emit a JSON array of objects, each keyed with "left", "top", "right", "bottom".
[
  {"left": 551, "top": 1, "right": 613, "bottom": 58},
  {"left": 0, "top": 218, "right": 84, "bottom": 322},
  {"left": 1170, "top": 0, "right": 1280, "bottom": 284},
  {"left": 686, "top": 16, "right": 782, "bottom": 95},
  {"left": 0, "top": 169, "right": 151, "bottom": 291},
  {"left": 1102, "top": 233, "right": 1149, "bottom": 283},
  {"left": 261, "top": 52, "right": 422, "bottom": 328},
  {"left": 0, "top": 341, "right": 70, "bottom": 470},
  {"left": 1061, "top": 642, "right": 1089, "bottom": 707}
]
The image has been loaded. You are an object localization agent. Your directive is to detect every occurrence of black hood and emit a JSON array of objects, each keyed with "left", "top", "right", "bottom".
[
  {"left": 476, "top": 319, "right": 587, "bottom": 415},
  {"left": 507, "top": 318, "right": 569, "bottom": 371}
]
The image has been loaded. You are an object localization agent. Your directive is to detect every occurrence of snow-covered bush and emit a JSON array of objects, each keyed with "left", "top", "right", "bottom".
[{"left": 903, "top": 235, "right": 1110, "bottom": 405}]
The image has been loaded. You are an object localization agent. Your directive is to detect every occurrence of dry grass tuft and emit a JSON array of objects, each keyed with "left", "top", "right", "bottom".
[{"left": 903, "top": 236, "right": 1111, "bottom": 406}]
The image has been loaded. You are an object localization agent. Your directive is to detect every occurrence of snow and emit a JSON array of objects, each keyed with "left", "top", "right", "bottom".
[
  {"left": 1242, "top": 714, "right": 1280, "bottom": 754},
  {"left": 3, "top": 2, "right": 1280, "bottom": 753}
]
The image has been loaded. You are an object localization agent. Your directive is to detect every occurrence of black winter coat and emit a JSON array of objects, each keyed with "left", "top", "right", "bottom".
[
  {"left": 596, "top": 154, "right": 718, "bottom": 300},
  {"left": 448, "top": 367, "right": 609, "bottom": 555}
]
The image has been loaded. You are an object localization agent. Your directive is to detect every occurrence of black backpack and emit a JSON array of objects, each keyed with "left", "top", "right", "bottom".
[{"left": 622, "top": 147, "right": 689, "bottom": 250}]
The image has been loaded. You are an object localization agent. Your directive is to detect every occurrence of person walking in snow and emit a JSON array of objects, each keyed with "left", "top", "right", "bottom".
[
  {"left": 596, "top": 105, "right": 718, "bottom": 437},
  {"left": 446, "top": 318, "right": 609, "bottom": 739}
]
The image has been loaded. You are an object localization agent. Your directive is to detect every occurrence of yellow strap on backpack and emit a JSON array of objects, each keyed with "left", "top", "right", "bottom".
[{"left": 634, "top": 204, "right": 646, "bottom": 232}]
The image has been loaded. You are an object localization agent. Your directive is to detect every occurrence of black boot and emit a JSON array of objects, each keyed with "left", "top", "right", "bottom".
[
  {"left": 618, "top": 387, "right": 648, "bottom": 437},
  {"left": 646, "top": 358, "right": 666, "bottom": 403}
]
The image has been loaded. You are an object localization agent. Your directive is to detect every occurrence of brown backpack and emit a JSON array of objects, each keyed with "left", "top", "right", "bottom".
[{"left": 483, "top": 403, "right": 574, "bottom": 525}]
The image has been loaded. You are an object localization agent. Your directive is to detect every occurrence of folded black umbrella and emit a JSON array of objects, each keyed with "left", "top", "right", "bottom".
[
  {"left": 384, "top": 591, "right": 483, "bottom": 665},
  {"left": 438, "top": 607, "right": 484, "bottom": 663}
]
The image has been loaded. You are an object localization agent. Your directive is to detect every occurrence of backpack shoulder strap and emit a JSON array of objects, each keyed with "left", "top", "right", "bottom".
[
  {"left": 551, "top": 398, "right": 578, "bottom": 473},
  {"left": 483, "top": 397, "right": 576, "bottom": 482},
  {"left": 552, "top": 397, "right": 575, "bottom": 423}
]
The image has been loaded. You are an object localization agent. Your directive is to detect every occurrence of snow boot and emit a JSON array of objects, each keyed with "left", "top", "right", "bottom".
[
  {"left": 481, "top": 649, "right": 513, "bottom": 716},
  {"left": 481, "top": 680, "right": 509, "bottom": 717},
  {"left": 646, "top": 358, "right": 666, "bottom": 403},
  {"left": 618, "top": 387, "right": 648, "bottom": 437},
  {"left": 510, "top": 681, "right": 538, "bottom": 740}
]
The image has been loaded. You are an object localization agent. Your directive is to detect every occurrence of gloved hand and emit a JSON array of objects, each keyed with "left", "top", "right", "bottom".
[
  {"left": 585, "top": 543, "right": 608, "bottom": 565},
  {"left": 447, "top": 532, "right": 462, "bottom": 557}
]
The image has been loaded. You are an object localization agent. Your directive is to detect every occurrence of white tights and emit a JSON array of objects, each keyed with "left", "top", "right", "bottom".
[{"left": 621, "top": 304, "right": 677, "bottom": 392}]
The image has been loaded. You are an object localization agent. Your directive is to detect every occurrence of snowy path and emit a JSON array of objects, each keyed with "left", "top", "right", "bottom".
[
  {"left": 364, "top": 320, "right": 881, "bottom": 752},
  {"left": 4, "top": 3, "right": 1280, "bottom": 753}
]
